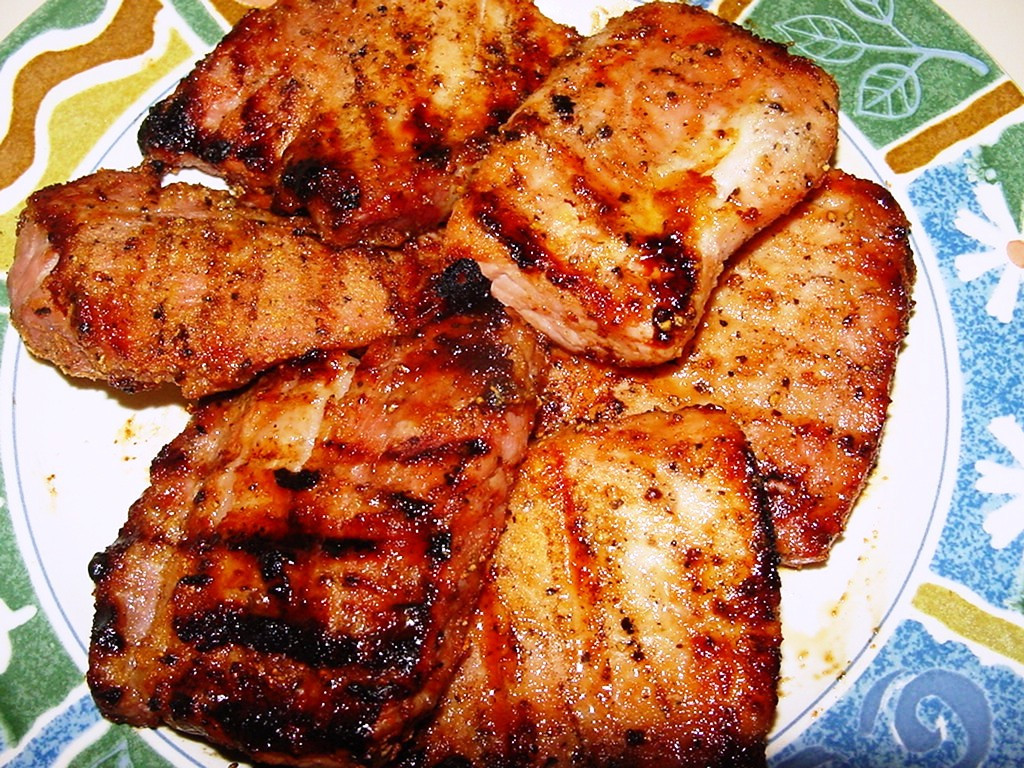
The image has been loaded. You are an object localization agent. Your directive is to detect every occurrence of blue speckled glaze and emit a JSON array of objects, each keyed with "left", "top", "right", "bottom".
[
  {"left": 771, "top": 620, "right": 1024, "bottom": 766},
  {"left": 908, "top": 128, "right": 1024, "bottom": 613},
  {"left": 2, "top": 691, "right": 102, "bottom": 767}
]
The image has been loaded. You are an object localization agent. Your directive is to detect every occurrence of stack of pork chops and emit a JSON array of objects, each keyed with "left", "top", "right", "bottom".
[{"left": 6, "top": 1, "right": 915, "bottom": 766}]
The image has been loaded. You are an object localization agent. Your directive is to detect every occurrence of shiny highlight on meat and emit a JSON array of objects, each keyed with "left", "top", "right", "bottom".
[
  {"left": 87, "top": 308, "right": 547, "bottom": 767},
  {"left": 413, "top": 407, "right": 781, "bottom": 767},
  {"left": 446, "top": 1, "right": 839, "bottom": 367},
  {"left": 138, "top": 0, "right": 579, "bottom": 246}
]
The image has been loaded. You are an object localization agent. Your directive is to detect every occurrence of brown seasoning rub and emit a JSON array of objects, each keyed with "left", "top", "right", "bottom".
[
  {"left": 87, "top": 307, "right": 548, "bottom": 767},
  {"left": 7, "top": 167, "right": 459, "bottom": 398},
  {"left": 538, "top": 170, "right": 916, "bottom": 565},
  {"left": 138, "top": 0, "right": 580, "bottom": 247},
  {"left": 414, "top": 407, "right": 781, "bottom": 767}
]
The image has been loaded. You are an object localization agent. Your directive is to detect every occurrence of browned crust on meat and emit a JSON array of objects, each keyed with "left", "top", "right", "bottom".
[
  {"left": 412, "top": 407, "right": 780, "bottom": 767},
  {"left": 444, "top": 1, "right": 839, "bottom": 366},
  {"left": 537, "top": 170, "right": 916, "bottom": 565},
  {"left": 138, "top": 0, "right": 579, "bottom": 246},
  {"left": 87, "top": 308, "right": 547, "bottom": 766}
]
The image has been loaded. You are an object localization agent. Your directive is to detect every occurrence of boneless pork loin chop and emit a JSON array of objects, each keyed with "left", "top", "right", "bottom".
[
  {"left": 87, "top": 305, "right": 547, "bottom": 767},
  {"left": 414, "top": 407, "right": 781, "bottom": 768},
  {"left": 138, "top": 0, "right": 579, "bottom": 246},
  {"left": 539, "top": 171, "right": 916, "bottom": 565},
  {"left": 7, "top": 167, "right": 460, "bottom": 399},
  {"left": 445, "top": 1, "right": 839, "bottom": 366}
]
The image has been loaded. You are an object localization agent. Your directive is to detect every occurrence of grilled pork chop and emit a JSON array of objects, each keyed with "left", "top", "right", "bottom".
[
  {"left": 138, "top": 0, "right": 578, "bottom": 247},
  {"left": 538, "top": 171, "right": 915, "bottom": 565},
  {"left": 87, "top": 305, "right": 547, "bottom": 767},
  {"left": 412, "top": 407, "right": 781, "bottom": 768},
  {"left": 7, "top": 167, "right": 460, "bottom": 399},
  {"left": 444, "top": 1, "right": 839, "bottom": 367}
]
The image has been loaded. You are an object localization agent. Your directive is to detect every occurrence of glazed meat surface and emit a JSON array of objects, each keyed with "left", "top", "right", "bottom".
[
  {"left": 7, "top": 167, "right": 460, "bottom": 399},
  {"left": 539, "top": 171, "right": 915, "bottom": 565},
  {"left": 444, "top": 1, "right": 839, "bottom": 366},
  {"left": 139, "top": 0, "right": 578, "bottom": 247},
  {"left": 87, "top": 306, "right": 547, "bottom": 767},
  {"left": 413, "top": 407, "right": 781, "bottom": 768}
]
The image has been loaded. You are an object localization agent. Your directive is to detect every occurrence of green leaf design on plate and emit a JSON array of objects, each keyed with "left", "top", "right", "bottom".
[
  {"left": 973, "top": 122, "right": 1024, "bottom": 232},
  {"left": 774, "top": 15, "right": 865, "bottom": 63},
  {"left": 68, "top": 726, "right": 176, "bottom": 768},
  {"left": 747, "top": 0, "right": 999, "bottom": 147},
  {"left": 859, "top": 61, "right": 920, "bottom": 120},
  {"left": 846, "top": 0, "right": 895, "bottom": 25}
]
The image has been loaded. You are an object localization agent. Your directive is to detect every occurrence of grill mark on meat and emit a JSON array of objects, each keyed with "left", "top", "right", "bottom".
[
  {"left": 87, "top": 308, "right": 547, "bottom": 766},
  {"left": 172, "top": 607, "right": 361, "bottom": 666},
  {"left": 471, "top": 190, "right": 551, "bottom": 272},
  {"left": 138, "top": 0, "right": 579, "bottom": 246},
  {"left": 7, "top": 167, "right": 461, "bottom": 398},
  {"left": 387, "top": 491, "right": 435, "bottom": 520},
  {"left": 536, "top": 170, "right": 916, "bottom": 566},
  {"left": 447, "top": 2, "right": 839, "bottom": 367},
  {"left": 415, "top": 408, "right": 781, "bottom": 767}
]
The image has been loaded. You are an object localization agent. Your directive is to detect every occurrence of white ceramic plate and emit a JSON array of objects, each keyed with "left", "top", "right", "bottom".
[{"left": 2, "top": 1, "right": 1023, "bottom": 765}]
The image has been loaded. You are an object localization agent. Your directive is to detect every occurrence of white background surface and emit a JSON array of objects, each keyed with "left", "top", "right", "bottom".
[{"left": 1, "top": 0, "right": 1023, "bottom": 86}]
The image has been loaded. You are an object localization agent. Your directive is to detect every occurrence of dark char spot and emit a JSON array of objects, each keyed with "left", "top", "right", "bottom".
[
  {"left": 173, "top": 607, "right": 359, "bottom": 668},
  {"left": 280, "top": 158, "right": 362, "bottom": 212},
  {"left": 550, "top": 93, "right": 576, "bottom": 119},
  {"left": 87, "top": 551, "right": 112, "bottom": 583},
  {"left": 638, "top": 231, "right": 699, "bottom": 344},
  {"left": 90, "top": 600, "right": 125, "bottom": 655},
  {"left": 626, "top": 728, "right": 647, "bottom": 746},
  {"left": 370, "top": 603, "right": 429, "bottom": 675},
  {"left": 273, "top": 467, "right": 321, "bottom": 491},
  {"left": 426, "top": 530, "right": 453, "bottom": 561},
  {"left": 414, "top": 142, "right": 451, "bottom": 169},
  {"left": 90, "top": 684, "right": 124, "bottom": 708},
  {"left": 322, "top": 538, "right": 379, "bottom": 557},
  {"left": 137, "top": 99, "right": 196, "bottom": 154},
  {"left": 434, "top": 258, "right": 494, "bottom": 315},
  {"left": 389, "top": 491, "right": 435, "bottom": 520},
  {"left": 177, "top": 573, "right": 213, "bottom": 588}
]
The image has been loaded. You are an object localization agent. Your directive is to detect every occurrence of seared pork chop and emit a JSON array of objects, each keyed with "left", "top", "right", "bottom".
[
  {"left": 413, "top": 407, "right": 781, "bottom": 767},
  {"left": 138, "top": 0, "right": 578, "bottom": 247},
  {"left": 444, "top": 1, "right": 839, "bottom": 366},
  {"left": 538, "top": 171, "right": 915, "bottom": 565},
  {"left": 7, "top": 167, "right": 459, "bottom": 399},
  {"left": 87, "top": 306, "right": 547, "bottom": 766}
]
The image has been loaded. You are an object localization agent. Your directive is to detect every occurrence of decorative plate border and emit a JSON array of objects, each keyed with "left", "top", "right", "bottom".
[{"left": 1, "top": 0, "right": 1022, "bottom": 765}]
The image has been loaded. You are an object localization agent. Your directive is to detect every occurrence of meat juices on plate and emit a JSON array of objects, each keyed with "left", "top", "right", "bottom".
[
  {"left": 138, "top": 0, "right": 579, "bottom": 247},
  {"left": 445, "top": 1, "right": 839, "bottom": 366},
  {"left": 87, "top": 306, "right": 547, "bottom": 767},
  {"left": 414, "top": 407, "right": 781, "bottom": 768},
  {"left": 539, "top": 171, "right": 916, "bottom": 565},
  {"left": 7, "top": 167, "right": 460, "bottom": 399}
]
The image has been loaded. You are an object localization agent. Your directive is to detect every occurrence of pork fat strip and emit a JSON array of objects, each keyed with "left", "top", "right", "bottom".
[
  {"left": 538, "top": 171, "right": 916, "bottom": 565},
  {"left": 7, "top": 167, "right": 461, "bottom": 399},
  {"left": 444, "top": 1, "right": 839, "bottom": 366},
  {"left": 138, "top": 0, "right": 578, "bottom": 247},
  {"left": 87, "top": 306, "right": 547, "bottom": 767},
  {"left": 412, "top": 407, "right": 781, "bottom": 768}
]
